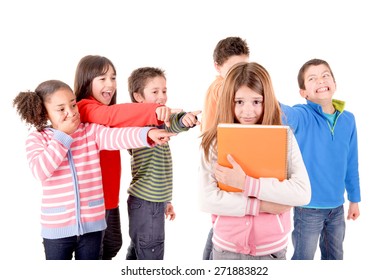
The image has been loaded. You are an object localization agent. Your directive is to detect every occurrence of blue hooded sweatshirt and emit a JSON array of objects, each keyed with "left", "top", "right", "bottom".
[{"left": 281, "top": 99, "right": 361, "bottom": 208}]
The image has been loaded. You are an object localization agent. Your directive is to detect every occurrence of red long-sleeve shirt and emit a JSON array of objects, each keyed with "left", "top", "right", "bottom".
[{"left": 77, "top": 97, "right": 163, "bottom": 209}]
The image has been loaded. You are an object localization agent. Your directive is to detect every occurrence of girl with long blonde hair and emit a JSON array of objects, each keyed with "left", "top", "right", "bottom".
[{"left": 199, "top": 62, "right": 311, "bottom": 260}]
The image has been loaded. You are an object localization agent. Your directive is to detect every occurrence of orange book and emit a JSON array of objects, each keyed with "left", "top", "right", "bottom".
[{"left": 217, "top": 123, "right": 288, "bottom": 192}]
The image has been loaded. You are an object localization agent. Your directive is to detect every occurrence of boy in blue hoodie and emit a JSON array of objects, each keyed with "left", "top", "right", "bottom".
[{"left": 280, "top": 58, "right": 361, "bottom": 260}]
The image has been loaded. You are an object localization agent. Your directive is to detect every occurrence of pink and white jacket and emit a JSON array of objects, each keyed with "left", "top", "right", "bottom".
[
  {"left": 198, "top": 128, "right": 311, "bottom": 256},
  {"left": 26, "top": 123, "right": 153, "bottom": 239}
]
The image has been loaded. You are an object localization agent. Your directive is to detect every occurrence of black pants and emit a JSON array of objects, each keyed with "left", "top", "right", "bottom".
[
  {"left": 126, "top": 195, "right": 166, "bottom": 260},
  {"left": 100, "top": 206, "right": 123, "bottom": 260}
]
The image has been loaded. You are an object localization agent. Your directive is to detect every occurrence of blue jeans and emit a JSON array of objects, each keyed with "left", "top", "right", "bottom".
[
  {"left": 100, "top": 207, "right": 123, "bottom": 260},
  {"left": 291, "top": 205, "right": 345, "bottom": 260},
  {"left": 126, "top": 195, "right": 166, "bottom": 260},
  {"left": 43, "top": 231, "right": 103, "bottom": 260}
]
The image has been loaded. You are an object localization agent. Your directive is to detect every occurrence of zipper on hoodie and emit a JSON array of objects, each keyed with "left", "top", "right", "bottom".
[
  {"left": 325, "top": 111, "right": 342, "bottom": 140},
  {"left": 67, "top": 150, "right": 83, "bottom": 235},
  {"left": 326, "top": 120, "right": 334, "bottom": 140}
]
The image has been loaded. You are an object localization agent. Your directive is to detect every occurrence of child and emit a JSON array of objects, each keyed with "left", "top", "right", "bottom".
[
  {"left": 199, "top": 62, "right": 311, "bottom": 260},
  {"left": 201, "top": 36, "right": 250, "bottom": 133},
  {"left": 280, "top": 58, "right": 361, "bottom": 260},
  {"left": 201, "top": 36, "right": 250, "bottom": 260},
  {"left": 74, "top": 55, "right": 177, "bottom": 260},
  {"left": 13, "top": 80, "right": 175, "bottom": 260},
  {"left": 125, "top": 67, "right": 200, "bottom": 260}
]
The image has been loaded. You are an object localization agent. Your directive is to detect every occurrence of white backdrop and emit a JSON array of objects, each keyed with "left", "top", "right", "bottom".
[{"left": 1, "top": 0, "right": 387, "bottom": 278}]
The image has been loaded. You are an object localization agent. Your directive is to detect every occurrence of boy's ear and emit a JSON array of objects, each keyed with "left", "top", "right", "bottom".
[
  {"left": 134, "top": 92, "right": 144, "bottom": 103},
  {"left": 214, "top": 62, "right": 222, "bottom": 75},
  {"left": 299, "top": 89, "right": 308, "bottom": 99}
]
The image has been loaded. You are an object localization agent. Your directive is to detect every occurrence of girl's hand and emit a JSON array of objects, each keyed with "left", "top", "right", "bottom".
[
  {"left": 260, "top": 201, "right": 292, "bottom": 214},
  {"left": 147, "top": 129, "right": 176, "bottom": 145},
  {"left": 57, "top": 112, "right": 80, "bottom": 135},
  {"left": 214, "top": 154, "right": 246, "bottom": 191},
  {"left": 182, "top": 110, "right": 201, "bottom": 128},
  {"left": 165, "top": 203, "right": 176, "bottom": 221},
  {"left": 155, "top": 106, "right": 182, "bottom": 127}
]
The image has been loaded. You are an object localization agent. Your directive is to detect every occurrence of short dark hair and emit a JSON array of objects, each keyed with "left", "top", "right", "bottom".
[
  {"left": 128, "top": 67, "right": 166, "bottom": 103},
  {"left": 213, "top": 37, "right": 250, "bottom": 66},
  {"left": 297, "top": 58, "right": 335, "bottom": 90}
]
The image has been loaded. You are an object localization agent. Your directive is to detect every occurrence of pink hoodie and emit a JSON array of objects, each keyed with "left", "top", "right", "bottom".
[{"left": 198, "top": 128, "right": 311, "bottom": 256}]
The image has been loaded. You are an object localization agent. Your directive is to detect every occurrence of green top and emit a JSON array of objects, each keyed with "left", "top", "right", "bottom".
[{"left": 127, "top": 112, "right": 189, "bottom": 202}]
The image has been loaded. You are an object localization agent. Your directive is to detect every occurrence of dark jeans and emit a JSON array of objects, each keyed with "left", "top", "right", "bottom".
[
  {"left": 126, "top": 195, "right": 166, "bottom": 260},
  {"left": 43, "top": 231, "right": 103, "bottom": 260},
  {"left": 203, "top": 227, "right": 213, "bottom": 260},
  {"left": 100, "top": 207, "right": 123, "bottom": 260}
]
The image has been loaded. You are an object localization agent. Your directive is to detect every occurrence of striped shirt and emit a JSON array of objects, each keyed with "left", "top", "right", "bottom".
[
  {"left": 26, "top": 123, "right": 152, "bottom": 239},
  {"left": 128, "top": 112, "right": 189, "bottom": 202}
]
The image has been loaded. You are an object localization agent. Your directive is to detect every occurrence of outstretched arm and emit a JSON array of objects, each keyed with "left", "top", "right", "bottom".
[
  {"left": 156, "top": 107, "right": 183, "bottom": 127},
  {"left": 78, "top": 98, "right": 165, "bottom": 127},
  {"left": 147, "top": 129, "right": 177, "bottom": 146},
  {"left": 164, "top": 111, "right": 200, "bottom": 133},
  {"left": 180, "top": 110, "right": 201, "bottom": 128}
]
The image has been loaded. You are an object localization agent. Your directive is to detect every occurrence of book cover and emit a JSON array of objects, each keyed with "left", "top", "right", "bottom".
[{"left": 217, "top": 123, "right": 288, "bottom": 192}]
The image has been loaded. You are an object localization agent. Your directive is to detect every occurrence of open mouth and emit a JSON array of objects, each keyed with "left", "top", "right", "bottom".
[
  {"left": 102, "top": 91, "right": 112, "bottom": 99},
  {"left": 316, "top": 86, "right": 329, "bottom": 93}
]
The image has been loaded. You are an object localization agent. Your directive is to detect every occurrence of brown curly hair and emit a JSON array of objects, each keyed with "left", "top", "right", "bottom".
[{"left": 13, "top": 80, "right": 72, "bottom": 131}]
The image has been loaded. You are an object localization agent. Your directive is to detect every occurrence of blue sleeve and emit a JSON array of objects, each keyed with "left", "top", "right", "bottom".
[
  {"left": 53, "top": 129, "right": 73, "bottom": 149},
  {"left": 345, "top": 114, "right": 361, "bottom": 202},
  {"left": 280, "top": 103, "right": 299, "bottom": 130}
]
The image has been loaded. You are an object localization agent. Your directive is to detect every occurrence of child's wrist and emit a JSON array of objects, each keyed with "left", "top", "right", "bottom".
[{"left": 146, "top": 128, "right": 156, "bottom": 145}]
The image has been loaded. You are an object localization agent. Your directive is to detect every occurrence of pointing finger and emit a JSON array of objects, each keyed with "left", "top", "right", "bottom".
[
  {"left": 171, "top": 108, "right": 183, "bottom": 114},
  {"left": 190, "top": 110, "right": 202, "bottom": 116}
]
